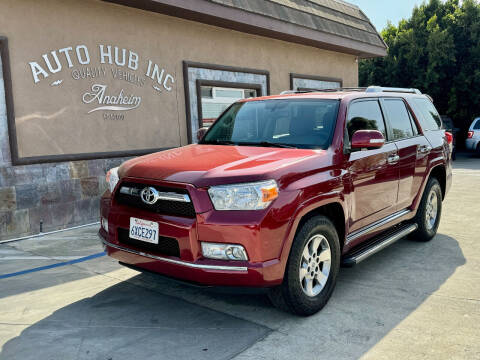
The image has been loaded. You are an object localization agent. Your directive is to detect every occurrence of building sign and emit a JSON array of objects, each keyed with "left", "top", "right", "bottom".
[
  {"left": 6, "top": 41, "right": 181, "bottom": 162},
  {"left": 28, "top": 44, "right": 174, "bottom": 120}
]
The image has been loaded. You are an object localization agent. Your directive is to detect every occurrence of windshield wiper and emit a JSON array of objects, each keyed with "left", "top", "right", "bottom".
[{"left": 237, "top": 141, "right": 297, "bottom": 149}]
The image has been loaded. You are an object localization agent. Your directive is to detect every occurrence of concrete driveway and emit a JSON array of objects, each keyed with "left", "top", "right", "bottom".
[{"left": 0, "top": 153, "right": 479, "bottom": 360}]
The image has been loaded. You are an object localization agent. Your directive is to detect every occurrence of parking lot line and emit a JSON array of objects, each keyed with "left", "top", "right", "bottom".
[{"left": 0, "top": 252, "right": 106, "bottom": 279}]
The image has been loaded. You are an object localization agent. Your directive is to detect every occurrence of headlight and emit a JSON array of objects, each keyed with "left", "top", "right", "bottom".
[
  {"left": 208, "top": 180, "right": 278, "bottom": 210},
  {"left": 105, "top": 167, "right": 119, "bottom": 193}
]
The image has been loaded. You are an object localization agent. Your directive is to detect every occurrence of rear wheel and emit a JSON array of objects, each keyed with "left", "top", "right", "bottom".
[
  {"left": 268, "top": 216, "right": 340, "bottom": 316},
  {"left": 411, "top": 177, "right": 442, "bottom": 242}
]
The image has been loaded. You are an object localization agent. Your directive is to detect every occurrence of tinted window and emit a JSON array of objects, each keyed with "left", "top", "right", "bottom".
[
  {"left": 383, "top": 99, "right": 414, "bottom": 140},
  {"left": 413, "top": 98, "right": 442, "bottom": 131},
  {"left": 347, "top": 100, "right": 386, "bottom": 141},
  {"left": 474, "top": 119, "right": 480, "bottom": 130},
  {"left": 202, "top": 99, "right": 339, "bottom": 149}
]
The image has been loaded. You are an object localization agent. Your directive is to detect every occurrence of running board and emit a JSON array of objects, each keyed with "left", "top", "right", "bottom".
[{"left": 342, "top": 223, "right": 418, "bottom": 267}]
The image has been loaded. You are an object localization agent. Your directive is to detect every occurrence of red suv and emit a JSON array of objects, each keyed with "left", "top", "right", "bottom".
[{"left": 99, "top": 86, "right": 452, "bottom": 315}]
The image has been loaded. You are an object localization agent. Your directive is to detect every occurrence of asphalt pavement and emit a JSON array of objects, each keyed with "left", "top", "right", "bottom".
[{"left": 0, "top": 153, "right": 479, "bottom": 360}]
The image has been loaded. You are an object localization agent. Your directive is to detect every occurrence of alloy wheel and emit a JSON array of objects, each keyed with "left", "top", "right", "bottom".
[
  {"left": 299, "top": 235, "right": 331, "bottom": 297},
  {"left": 425, "top": 188, "right": 439, "bottom": 230}
]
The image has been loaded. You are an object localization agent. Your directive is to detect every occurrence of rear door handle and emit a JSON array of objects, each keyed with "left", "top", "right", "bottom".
[
  {"left": 387, "top": 154, "right": 400, "bottom": 164},
  {"left": 418, "top": 145, "right": 432, "bottom": 154}
]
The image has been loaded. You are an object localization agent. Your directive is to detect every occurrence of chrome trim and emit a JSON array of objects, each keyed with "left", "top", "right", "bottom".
[
  {"left": 140, "top": 187, "right": 160, "bottom": 205},
  {"left": 100, "top": 235, "right": 248, "bottom": 272},
  {"left": 349, "top": 224, "right": 418, "bottom": 264},
  {"left": 366, "top": 86, "right": 422, "bottom": 94},
  {"left": 120, "top": 186, "right": 191, "bottom": 203},
  {"left": 430, "top": 156, "right": 444, "bottom": 164},
  {"left": 387, "top": 154, "right": 400, "bottom": 164},
  {"left": 346, "top": 209, "right": 411, "bottom": 244},
  {"left": 120, "top": 186, "right": 140, "bottom": 195},
  {"left": 418, "top": 145, "right": 432, "bottom": 154},
  {"left": 156, "top": 192, "right": 191, "bottom": 203}
]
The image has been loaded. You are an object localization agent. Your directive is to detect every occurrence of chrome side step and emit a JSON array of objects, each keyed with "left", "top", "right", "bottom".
[
  {"left": 342, "top": 223, "right": 418, "bottom": 267},
  {"left": 346, "top": 209, "right": 411, "bottom": 245}
]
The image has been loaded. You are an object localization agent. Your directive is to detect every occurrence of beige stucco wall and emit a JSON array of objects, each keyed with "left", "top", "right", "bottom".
[{"left": 0, "top": 0, "right": 358, "bottom": 158}]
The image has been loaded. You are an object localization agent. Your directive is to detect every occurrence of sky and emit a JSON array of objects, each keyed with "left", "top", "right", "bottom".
[{"left": 345, "top": 0, "right": 430, "bottom": 31}]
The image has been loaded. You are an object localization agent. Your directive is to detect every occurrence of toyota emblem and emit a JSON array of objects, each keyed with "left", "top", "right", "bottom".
[{"left": 140, "top": 187, "right": 159, "bottom": 205}]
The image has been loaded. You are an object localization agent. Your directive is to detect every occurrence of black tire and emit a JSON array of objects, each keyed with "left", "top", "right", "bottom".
[
  {"left": 268, "top": 216, "right": 340, "bottom": 316},
  {"left": 411, "top": 177, "right": 442, "bottom": 242}
]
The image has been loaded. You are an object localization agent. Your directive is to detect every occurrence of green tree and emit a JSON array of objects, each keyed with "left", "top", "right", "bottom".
[{"left": 359, "top": 0, "right": 480, "bottom": 132}]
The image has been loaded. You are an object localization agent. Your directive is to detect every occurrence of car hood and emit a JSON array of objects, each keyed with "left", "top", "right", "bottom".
[{"left": 119, "top": 144, "right": 322, "bottom": 187}]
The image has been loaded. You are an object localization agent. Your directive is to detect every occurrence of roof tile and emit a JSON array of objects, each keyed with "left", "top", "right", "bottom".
[{"left": 209, "top": 0, "right": 385, "bottom": 48}]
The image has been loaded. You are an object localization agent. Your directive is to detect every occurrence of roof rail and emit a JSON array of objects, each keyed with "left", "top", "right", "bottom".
[
  {"left": 320, "top": 87, "right": 367, "bottom": 92},
  {"left": 280, "top": 87, "right": 366, "bottom": 95},
  {"left": 366, "top": 86, "right": 422, "bottom": 94},
  {"left": 279, "top": 86, "right": 422, "bottom": 95}
]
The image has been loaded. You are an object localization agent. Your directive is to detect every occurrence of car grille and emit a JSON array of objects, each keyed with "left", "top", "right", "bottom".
[
  {"left": 117, "top": 228, "right": 180, "bottom": 257},
  {"left": 115, "top": 182, "right": 196, "bottom": 218}
]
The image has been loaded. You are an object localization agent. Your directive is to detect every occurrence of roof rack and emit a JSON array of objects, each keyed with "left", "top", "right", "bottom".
[
  {"left": 365, "top": 86, "right": 422, "bottom": 94},
  {"left": 280, "top": 86, "right": 422, "bottom": 95},
  {"left": 280, "top": 87, "right": 366, "bottom": 95}
]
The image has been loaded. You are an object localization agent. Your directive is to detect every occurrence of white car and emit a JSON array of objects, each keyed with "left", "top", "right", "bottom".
[{"left": 466, "top": 118, "right": 480, "bottom": 153}]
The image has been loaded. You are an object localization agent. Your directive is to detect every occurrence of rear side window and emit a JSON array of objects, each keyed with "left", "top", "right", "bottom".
[
  {"left": 413, "top": 98, "right": 442, "bottom": 131},
  {"left": 347, "top": 100, "right": 386, "bottom": 141},
  {"left": 383, "top": 99, "right": 414, "bottom": 140},
  {"left": 474, "top": 119, "right": 480, "bottom": 130}
]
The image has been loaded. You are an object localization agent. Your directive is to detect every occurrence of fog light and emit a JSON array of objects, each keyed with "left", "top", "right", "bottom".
[
  {"left": 101, "top": 217, "right": 109, "bottom": 232},
  {"left": 201, "top": 242, "right": 248, "bottom": 261}
]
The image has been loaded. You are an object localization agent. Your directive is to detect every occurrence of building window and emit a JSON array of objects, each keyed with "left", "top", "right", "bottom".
[
  {"left": 290, "top": 73, "right": 342, "bottom": 92},
  {"left": 184, "top": 61, "right": 269, "bottom": 143},
  {"left": 200, "top": 86, "right": 258, "bottom": 128}
]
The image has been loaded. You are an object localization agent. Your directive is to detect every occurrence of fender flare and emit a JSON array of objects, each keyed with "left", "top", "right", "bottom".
[
  {"left": 412, "top": 160, "right": 446, "bottom": 212},
  {"left": 276, "top": 191, "right": 347, "bottom": 276}
]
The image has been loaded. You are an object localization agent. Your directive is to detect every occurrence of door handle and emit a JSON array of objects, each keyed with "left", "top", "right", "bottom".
[
  {"left": 387, "top": 154, "right": 400, "bottom": 164},
  {"left": 418, "top": 145, "right": 432, "bottom": 154}
]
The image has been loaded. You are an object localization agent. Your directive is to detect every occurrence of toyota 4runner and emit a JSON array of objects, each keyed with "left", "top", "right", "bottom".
[{"left": 99, "top": 86, "right": 452, "bottom": 315}]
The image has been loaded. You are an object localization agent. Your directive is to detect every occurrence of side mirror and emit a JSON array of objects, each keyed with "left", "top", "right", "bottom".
[
  {"left": 197, "top": 127, "right": 208, "bottom": 142},
  {"left": 351, "top": 130, "right": 385, "bottom": 150}
]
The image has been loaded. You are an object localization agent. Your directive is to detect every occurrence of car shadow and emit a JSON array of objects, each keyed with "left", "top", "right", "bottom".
[{"left": 0, "top": 233, "right": 465, "bottom": 360}]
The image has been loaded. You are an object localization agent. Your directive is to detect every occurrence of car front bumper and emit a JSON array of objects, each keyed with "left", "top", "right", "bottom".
[
  {"left": 99, "top": 177, "right": 295, "bottom": 287},
  {"left": 99, "top": 230, "right": 282, "bottom": 287}
]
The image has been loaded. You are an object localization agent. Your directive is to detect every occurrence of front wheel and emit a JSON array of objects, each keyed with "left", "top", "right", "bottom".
[
  {"left": 411, "top": 177, "right": 442, "bottom": 242},
  {"left": 268, "top": 216, "right": 340, "bottom": 316}
]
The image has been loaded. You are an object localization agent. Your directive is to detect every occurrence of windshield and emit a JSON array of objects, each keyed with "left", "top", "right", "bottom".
[{"left": 201, "top": 99, "right": 340, "bottom": 149}]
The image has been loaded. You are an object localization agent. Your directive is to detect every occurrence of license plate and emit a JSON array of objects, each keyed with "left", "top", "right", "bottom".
[{"left": 129, "top": 217, "right": 159, "bottom": 244}]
